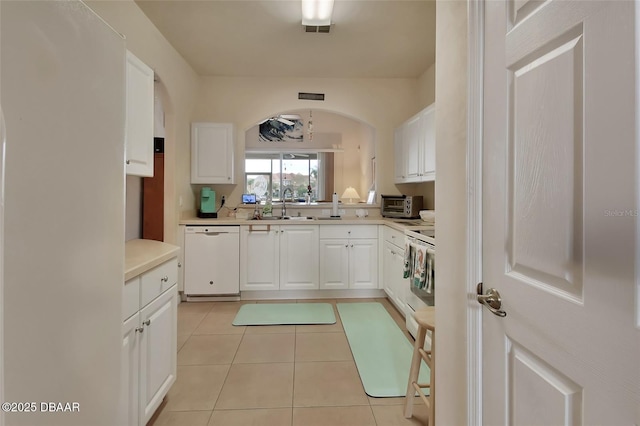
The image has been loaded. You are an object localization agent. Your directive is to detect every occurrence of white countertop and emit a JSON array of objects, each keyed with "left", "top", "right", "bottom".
[{"left": 125, "top": 239, "right": 180, "bottom": 282}]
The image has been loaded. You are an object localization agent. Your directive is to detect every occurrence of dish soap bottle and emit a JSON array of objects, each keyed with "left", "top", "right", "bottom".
[{"left": 262, "top": 197, "right": 273, "bottom": 217}]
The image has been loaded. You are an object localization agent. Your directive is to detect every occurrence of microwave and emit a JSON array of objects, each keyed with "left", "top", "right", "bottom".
[{"left": 380, "top": 195, "right": 423, "bottom": 218}]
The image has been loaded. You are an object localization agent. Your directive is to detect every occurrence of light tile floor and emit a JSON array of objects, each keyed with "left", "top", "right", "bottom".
[{"left": 149, "top": 298, "right": 429, "bottom": 426}]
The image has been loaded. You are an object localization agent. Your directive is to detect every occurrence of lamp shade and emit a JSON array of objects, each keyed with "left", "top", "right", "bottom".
[
  {"left": 341, "top": 187, "right": 361, "bottom": 204},
  {"left": 301, "top": 0, "right": 334, "bottom": 26}
]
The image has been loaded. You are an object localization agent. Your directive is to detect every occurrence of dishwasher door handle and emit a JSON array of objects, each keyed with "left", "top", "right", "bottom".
[{"left": 202, "top": 232, "right": 227, "bottom": 236}]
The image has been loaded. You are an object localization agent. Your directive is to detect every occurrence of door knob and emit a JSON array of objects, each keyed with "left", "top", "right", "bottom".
[{"left": 476, "top": 282, "right": 506, "bottom": 317}]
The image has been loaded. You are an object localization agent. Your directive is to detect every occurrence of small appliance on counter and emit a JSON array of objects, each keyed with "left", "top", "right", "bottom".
[
  {"left": 380, "top": 194, "right": 423, "bottom": 218},
  {"left": 198, "top": 187, "right": 217, "bottom": 218}
]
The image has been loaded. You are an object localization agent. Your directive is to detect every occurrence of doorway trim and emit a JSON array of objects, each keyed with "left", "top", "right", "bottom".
[{"left": 466, "top": 1, "right": 484, "bottom": 425}]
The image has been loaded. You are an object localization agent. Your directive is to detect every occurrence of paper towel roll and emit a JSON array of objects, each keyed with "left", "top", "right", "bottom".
[{"left": 332, "top": 192, "right": 339, "bottom": 217}]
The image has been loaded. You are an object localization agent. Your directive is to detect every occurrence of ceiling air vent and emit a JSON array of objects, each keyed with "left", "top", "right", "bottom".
[
  {"left": 304, "top": 25, "right": 331, "bottom": 33},
  {"left": 298, "top": 92, "right": 325, "bottom": 101}
]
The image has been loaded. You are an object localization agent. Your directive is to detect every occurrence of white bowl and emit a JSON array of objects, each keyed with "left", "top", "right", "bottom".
[{"left": 419, "top": 210, "right": 435, "bottom": 222}]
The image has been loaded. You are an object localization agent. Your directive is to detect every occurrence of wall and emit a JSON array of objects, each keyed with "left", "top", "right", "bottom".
[
  {"left": 125, "top": 176, "right": 142, "bottom": 241},
  {"left": 87, "top": 0, "right": 200, "bottom": 245},
  {"left": 418, "top": 63, "right": 437, "bottom": 108},
  {"left": 434, "top": 1, "right": 468, "bottom": 425},
  {"left": 191, "top": 76, "right": 421, "bottom": 212},
  {"left": 244, "top": 110, "right": 375, "bottom": 201}
]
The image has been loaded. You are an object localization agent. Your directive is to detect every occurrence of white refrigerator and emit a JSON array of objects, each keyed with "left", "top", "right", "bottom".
[{"left": 1, "top": 1, "right": 125, "bottom": 425}]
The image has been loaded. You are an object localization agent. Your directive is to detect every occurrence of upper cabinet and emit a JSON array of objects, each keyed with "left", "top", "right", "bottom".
[
  {"left": 125, "top": 51, "right": 154, "bottom": 177},
  {"left": 191, "top": 122, "right": 235, "bottom": 184},
  {"left": 394, "top": 103, "right": 435, "bottom": 183}
]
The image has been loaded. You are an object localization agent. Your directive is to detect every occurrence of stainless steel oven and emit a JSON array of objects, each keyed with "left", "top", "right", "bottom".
[{"left": 404, "top": 227, "right": 435, "bottom": 339}]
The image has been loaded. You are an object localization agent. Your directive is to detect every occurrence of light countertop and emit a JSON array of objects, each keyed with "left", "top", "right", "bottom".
[
  {"left": 125, "top": 239, "right": 180, "bottom": 282},
  {"left": 179, "top": 214, "right": 426, "bottom": 233}
]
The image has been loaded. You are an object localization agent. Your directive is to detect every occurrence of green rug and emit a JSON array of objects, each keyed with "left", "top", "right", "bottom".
[
  {"left": 337, "top": 302, "right": 430, "bottom": 397},
  {"left": 232, "top": 303, "right": 336, "bottom": 326}
]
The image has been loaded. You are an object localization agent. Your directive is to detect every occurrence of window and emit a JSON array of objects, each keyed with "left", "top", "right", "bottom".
[{"left": 245, "top": 152, "right": 324, "bottom": 202}]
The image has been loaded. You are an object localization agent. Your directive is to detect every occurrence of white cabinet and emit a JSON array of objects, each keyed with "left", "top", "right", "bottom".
[
  {"left": 139, "top": 287, "right": 177, "bottom": 424},
  {"left": 239, "top": 224, "right": 319, "bottom": 291},
  {"left": 191, "top": 122, "right": 234, "bottom": 184},
  {"left": 394, "top": 127, "right": 407, "bottom": 181},
  {"left": 240, "top": 225, "right": 280, "bottom": 291},
  {"left": 120, "top": 258, "right": 178, "bottom": 426},
  {"left": 280, "top": 225, "right": 319, "bottom": 290},
  {"left": 125, "top": 51, "right": 154, "bottom": 177},
  {"left": 184, "top": 226, "right": 240, "bottom": 296},
  {"left": 119, "top": 312, "right": 140, "bottom": 426},
  {"left": 382, "top": 226, "right": 408, "bottom": 315},
  {"left": 394, "top": 102, "right": 435, "bottom": 183},
  {"left": 319, "top": 225, "right": 378, "bottom": 290}
]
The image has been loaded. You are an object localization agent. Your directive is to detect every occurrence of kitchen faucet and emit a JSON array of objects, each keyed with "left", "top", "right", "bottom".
[{"left": 281, "top": 187, "right": 293, "bottom": 217}]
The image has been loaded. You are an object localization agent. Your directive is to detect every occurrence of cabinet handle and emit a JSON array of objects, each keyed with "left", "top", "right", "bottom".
[
  {"left": 143, "top": 319, "right": 151, "bottom": 326},
  {"left": 161, "top": 276, "right": 169, "bottom": 282},
  {"left": 350, "top": 244, "right": 354, "bottom": 248},
  {"left": 126, "top": 159, "right": 130, "bottom": 165},
  {"left": 135, "top": 326, "right": 144, "bottom": 333},
  {"left": 345, "top": 244, "right": 348, "bottom": 248},
  {"left": 178, "top": 262, "right": 182, "bottom": 268}
]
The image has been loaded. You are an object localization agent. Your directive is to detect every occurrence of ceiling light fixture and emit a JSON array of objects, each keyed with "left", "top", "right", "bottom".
[{"left": 301, "top": 0, "right": 334, "bottom": 26}]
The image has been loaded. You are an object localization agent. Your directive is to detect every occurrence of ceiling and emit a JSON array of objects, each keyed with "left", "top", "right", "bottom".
[{"left": 134, "top": 0, "right": 436, "bottom": 79}]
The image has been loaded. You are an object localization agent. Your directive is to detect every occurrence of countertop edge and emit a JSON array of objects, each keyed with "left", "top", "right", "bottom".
[{"left": 125, "top": 239, "right": 180, "bottom": 282}]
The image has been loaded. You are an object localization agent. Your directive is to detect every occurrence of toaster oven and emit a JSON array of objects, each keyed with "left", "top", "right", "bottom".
[{"left": 380, "top": 195, "right": 423, "bottom": 218}]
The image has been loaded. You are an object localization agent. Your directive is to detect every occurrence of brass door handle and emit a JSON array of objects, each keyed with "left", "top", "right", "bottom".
[{"left": 476, "top": 282, "right": 507, "bottom": 317}]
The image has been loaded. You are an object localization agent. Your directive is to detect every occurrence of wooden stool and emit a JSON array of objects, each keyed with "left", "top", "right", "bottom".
[{"left": 404, "top": 307, "right": 436, "bottom": 424}]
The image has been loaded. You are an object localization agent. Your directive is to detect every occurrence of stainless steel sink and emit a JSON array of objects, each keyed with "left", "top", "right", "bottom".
[{"left": 248, "top": 216, "right": 315, "bottom": 221}]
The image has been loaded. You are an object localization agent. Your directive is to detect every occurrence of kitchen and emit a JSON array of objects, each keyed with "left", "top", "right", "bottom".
[{"left": 1, "top": 1, "right": 473, "bottom": 426}]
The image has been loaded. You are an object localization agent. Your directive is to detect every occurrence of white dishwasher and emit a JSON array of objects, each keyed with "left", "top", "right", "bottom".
[{"left": 184, "top": 226, "right": 240, "bottom": 298}]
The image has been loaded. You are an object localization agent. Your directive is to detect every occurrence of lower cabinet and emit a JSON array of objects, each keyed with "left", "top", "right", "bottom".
[
  {"left": 121, "top": 258, "right": 178, "bottom": 426},
  {"left": 319, "top": 225, "right": 378, "bottom": 290},
  {"left": 382, "top": 226, "right": 408, "bottom": 315},
  {"left": 240, "top": 224, "right": 319, "bottom": 290}
]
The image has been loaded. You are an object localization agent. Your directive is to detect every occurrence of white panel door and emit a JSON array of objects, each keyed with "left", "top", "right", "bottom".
[
  {"left": 404, "top": 114, "right": 422, "bottom": 181},
  {"left": 349, "top": 239, "right": 378, "bottom": 289},
  {"left": 191, "top": 122, "right": 234, "bottom": 184},
  {"left": 319, "top": 239, "right": 349, "bottom": 289},
  {"left": 118, "top": 313, "right": 139, "bottom": 426},
  {"left": 125, "top": 51, "right": 154, "bottom": 177},
  {"left": 279, "top": 225, "right": 319, "bottom": 290},
  {"left": 139, "top": 286, "right": 177, "bottom": 426},
  {"left": 482, "top": 1, "right": 639, "bottom": 424},
  {"left": 240, "top": 226, "right": 280, "bottom": 291}
]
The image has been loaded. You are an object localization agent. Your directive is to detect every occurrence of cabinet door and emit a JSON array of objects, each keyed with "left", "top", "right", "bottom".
[
  {"left": 279, "top": 225, "right": 319, "bottom": 290},
  {"left": 139, "top": 286, "right": 177, "bottom": 426},
  {"left": 125, "top": 51, "right": 154, "bottom": 177},
  {"left": 421, "top": 104, "right": 436, "bottom": 180},
  {"left": 191, "top": 122, "right": 234, "bottom": 184},
  {"left": 119, "top": 313, "right": 140, "bottom": 426},
  {"left": 404, "top": 113, "right": 422, "bottom": 181},
  {"left": 240, "top": 226, "right": 280, "bottom": 290},
  {"left": 382, "top": 241, "right": 397, "bottom": 300},
  {"left": 394, "top": 127, "right": 406, "bottom": 183},
  {"left": 349, "top": 238, "right": 378, "bottom": 289},
  {"left": 319, "top": 239, "right": 349, "bottom": 289},
  {"left": 391, "top": 248, "right": 408, "bottom": 315}
]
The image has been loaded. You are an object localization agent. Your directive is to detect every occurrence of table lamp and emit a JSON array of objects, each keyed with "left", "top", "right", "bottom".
[{"left": 341, "top": 187, "right": 361, "bottom": 204}]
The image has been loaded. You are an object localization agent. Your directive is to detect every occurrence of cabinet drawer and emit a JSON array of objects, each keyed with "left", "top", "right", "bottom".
[
  {"left": 140, "top": 258, "right": 178, "bottom": 308},
  {"left": 123, "top": 276, "right": 140, "bottom": 321},
  {"left": 383, "top": 226, "right": 405, "bottom": 248},
  {"left": 319, "top": 225, "right": 378, "bottom": 239}
]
